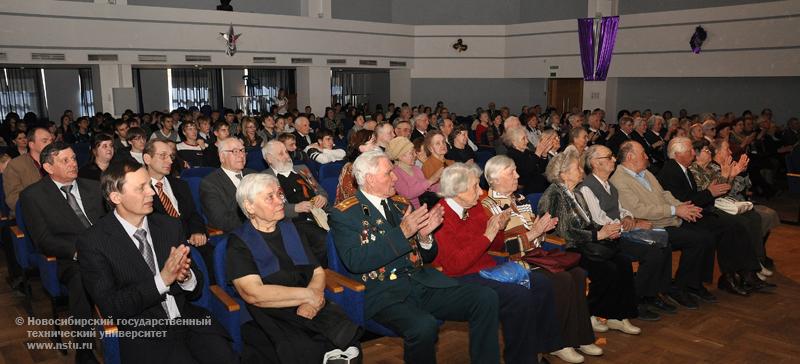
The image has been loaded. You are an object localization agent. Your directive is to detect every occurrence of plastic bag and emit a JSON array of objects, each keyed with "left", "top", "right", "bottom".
[
  {"left": 621, "top": 228, "right": 669, "bottom": 248},
  {"left": 479, "top": 261, "right": 530, "bottom": 289}
]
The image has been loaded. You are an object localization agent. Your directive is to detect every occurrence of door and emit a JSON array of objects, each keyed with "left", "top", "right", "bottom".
[{"left": 547, "top": 78, "right": 583, "bottom": 114}]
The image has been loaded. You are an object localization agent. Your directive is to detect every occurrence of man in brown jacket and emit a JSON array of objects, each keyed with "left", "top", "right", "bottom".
[{"left": 609, "top": 140, "right": 714, "bottom": 310}]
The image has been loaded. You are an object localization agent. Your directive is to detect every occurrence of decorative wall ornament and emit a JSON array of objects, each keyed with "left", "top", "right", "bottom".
[
  {"left": 220, "top": 24, "right": 242, "bottom": 56},
  {"left": 452, "top": 38, "right": 468, "bottom": 53},
  {"left": 577, "top": 16, "right": 619, "bottom": 81},
  {"left": 690, "top": 26, "right": 707, "bottom": 54}
]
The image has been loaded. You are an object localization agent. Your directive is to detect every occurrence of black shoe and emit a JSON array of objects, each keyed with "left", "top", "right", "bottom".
[
  {"left": 637, "top": 304, "right": 661, "bottom": 321},
  {"left": 743, "top": 273, "right": 777, "bottom": 293},
  {"left": 718, "top": 274, "right": 749, "bottom": 296},
  {"left": 668, "top": 290, "right": 699, "bottom": 310},
  {"left": 5, "top": 276, "right": 26, "bottom": 297},
  {"left": 762, "top": 257, "right": 775, "bottom": 270},
  {"left": 687, "top": 286, "right": 718, "bottom": 304},
  {"left": 646, "top": 295, "right": 678, "bottom": 314},
  {"left": 75, "top": 349, "right": 99, "bottom": 364}
]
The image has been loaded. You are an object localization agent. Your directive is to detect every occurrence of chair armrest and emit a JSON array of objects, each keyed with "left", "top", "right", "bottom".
[
  {"left": 207, "top": 226, "right": 224, "bottom": 237},
  {"left": 788, "top": 172, "right": 800, "bottom": 178},
  {"left": 94, "top": 306, "right": 118, "bottom": 335},
  {"left": 46, "top": 256, "right": 56, "bottom": 262},
  {"left": 209, "top": 285, "right": 240, "bottom": 312},
  {"left": 324, "top": 270, "right": 365, "bottom": 292},
  {"left": 544, "top": 234, "right": 566, "bottom": 246},
  {"left": 324, "top": 270, "right": 344, "bottom": 294},
  {"left": 10, "top": 225, "right": 24, "bottom": 239},
  {"left": 487, "top": 250, "right": 510, "bottom": 258}
]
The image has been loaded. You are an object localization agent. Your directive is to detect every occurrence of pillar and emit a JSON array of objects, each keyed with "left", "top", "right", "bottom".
[
  {"left": 93, "top": 63, "right": 133, "bottom": 116},
  {"left": 582, "top": 0, "right": 618, "bottom": 121},
  {"left": 296, "top": 66, "right": 331, "bottom": 114},
  {"left": 389, "top": 69, "right": 411, "bottom": 106}
]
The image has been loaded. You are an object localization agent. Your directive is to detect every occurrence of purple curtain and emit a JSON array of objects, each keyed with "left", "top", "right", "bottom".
[
  {"left": 577, "top": 16, "right": 620, "bottom": 81},
  {"left": 577, "top": 18, "right": 596, "bottom": 81}
]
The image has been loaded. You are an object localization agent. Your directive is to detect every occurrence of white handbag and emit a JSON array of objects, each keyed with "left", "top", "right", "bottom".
[{"left": 714, "top": 197, "right": 753, "bottom": 215}]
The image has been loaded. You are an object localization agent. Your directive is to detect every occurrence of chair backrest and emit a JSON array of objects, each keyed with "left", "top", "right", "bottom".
[
  {"left": 475, "top": 149, "right": 495, "bottom": 170},
  {"left": 180, "top": 167, "right": 216, "bottom": 222},
  {"left": 786, "top": 151, "right": 800, "bottom": 173},
  {"left": 0, "top": 174, "right": 9, "bottom": 217},
  {"left": 13, "top": 201, "right": 36, "bottom": 269},
  {"left": 319, "top": 161, "right": 345, "bottom": 181},
  {"left": 305, "top": 158, "right": 321, "bottom": 180},
  {"left": 72, "top": 142, "right": 91, "bottom": 168},
  {"left": 212, "top": 235, "right": 252, "bottom": 323},
  {"left": 321, "top": 177, "right": 338, "bottom": 201},
  {"left": 189, "top": 246, "right": 210, "bottom": 310},
  {"left": 325, "top": 232, "right": 346, "bottom": 276},
  {"left": 526, "top": 193, "right": 543, "bottom": 214},
  {"left": 245, "top": 148, "right": 267, "bottom": 172}
]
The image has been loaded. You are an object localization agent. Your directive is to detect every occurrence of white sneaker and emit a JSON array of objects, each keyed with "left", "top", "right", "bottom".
[
  {"left": 606, "top": 319, "right": 641, "bottom": 335},
  {"left": 760, "top": 264, "right": 773, "bottom": 277},
  {"left": 590, "top": 316, "right": 608, "bottom": 333},
  {"left": 323, "top": 346, "right": 360, "bottom": 364},
  {"left": 550, "top": 347, "right": 585, "bottom": 363},
  {"left": 578, "top": 344, "right": 603, "bottom": 356}
]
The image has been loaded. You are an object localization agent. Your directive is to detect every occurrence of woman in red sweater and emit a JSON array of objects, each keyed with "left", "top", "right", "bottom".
[{"left": 433, "top": 163, "right": 566, "bottom": 364}]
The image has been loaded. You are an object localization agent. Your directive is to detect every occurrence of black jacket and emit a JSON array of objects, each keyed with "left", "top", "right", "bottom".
[
  {"left": 199, "top": 168, "right": 256, "bottom": 232},
  {"left": 656, "top": 159, "right": 715, "bottom": 209},
  {"left": 151, "top": 175, "right": 205, "bottom": 238}
]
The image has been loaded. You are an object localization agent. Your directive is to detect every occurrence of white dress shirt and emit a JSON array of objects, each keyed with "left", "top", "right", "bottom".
[
  {"left": 52, "top": 179, "right": 90, "bottom": 223},
  {"left": 114, "top": 211, "right": 197, "bottom": 319},
  {"left": 221, "top": 167, "right": 244, "bottom": 188},
  {"left": 444, "top": 198, "right": 467, "bottom": 219},
  {"left": 151, "top": 177, "right": 181, "bottom": 215},
  {"left": 579, "top": 174, "right": 633, "bottom": 225}
]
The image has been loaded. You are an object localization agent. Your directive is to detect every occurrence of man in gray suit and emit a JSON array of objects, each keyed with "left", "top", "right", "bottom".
[
  {"left": 262, "top": 140, "right": 329, "bottom": 266},
  {"left": 199, "top": 138, "right": 256, "bottom": 232}
]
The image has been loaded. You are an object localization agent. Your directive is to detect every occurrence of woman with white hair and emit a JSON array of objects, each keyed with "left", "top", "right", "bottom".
[
  {"left": 433, "top": 162, "right": 566, "bottom": 364},
  {"left": 226, "top": 173, "right": 362, "bottom": 363},
  {"left": 502, "top": 126, "right": 554, "bottom": 194},
  {"left": 482, "top": 155, "right": 601, "bottom": 364},
  {"left": 538, "top": 151, "right": 641, "bottom": 337}
]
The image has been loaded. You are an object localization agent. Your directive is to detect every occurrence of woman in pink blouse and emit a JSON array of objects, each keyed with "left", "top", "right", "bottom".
[{"left": 385, "top": 137, "right": 441, "bottom": 209}]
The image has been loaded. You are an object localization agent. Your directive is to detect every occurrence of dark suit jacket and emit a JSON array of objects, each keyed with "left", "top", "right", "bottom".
[
  {"left": 263, "top": 165, "right": 328, "bottom": 219},
  {"left": 656, "top": 159, "right": 715, "bottom": 209},
  {"left": 199, "top": 168, "right": 256, "bottom": 232},
  {"left": 77, "top": 213, "right": 205, "bottom": 359},
  {"left": 21, "top": 177, "right": 106, "bottom": 264},
  {"left": 293, "top": 131, "right": 315, "bottom": 151},
  {"left": 607, "top": 130, "right": 633, "bottom": 155},
  {"left": 204, "top": 143, "right": 221, "bottom": 168},
  {"left": 329, "top": 191, "right": 457, "bottom": 319},
  {"left": 152, "top": 175, "right": 205, "bottom": 238}
]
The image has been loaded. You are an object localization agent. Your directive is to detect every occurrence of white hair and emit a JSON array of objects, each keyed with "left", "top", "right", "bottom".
[
  {"left": 544, "top": 149, "right": 580, "bottom": 184},
  {"left": 352, "top": 150, "right": 390, "bottom": 187},
  {"left": 217, "top": 137, "right": 242, "bottom": 155},
  {"left": 262, "top": 140, "right": 284, "bottom": 161},
  {"left": 236, "top": 173, "right": 280, "bottom": 217},
  {"left": 484, "top": 155, "right": 516, "bottom": 186},
  {"left": 668, "top": 136, "right": 692, "bottom": 159},
  {"left": 438, "top": 163, "right": 482, "bottom": 198},
  {"left": 647, "top": 115, "right": 664, "bottom": 129},
  {"left": 501, "top": 125, "right": 526, "bottom": 147},
  {"left": 633, "top": 116, "right": 646, "bottom": 129}
]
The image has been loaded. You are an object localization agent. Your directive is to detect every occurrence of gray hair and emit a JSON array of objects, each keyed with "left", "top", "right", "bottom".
[
  {"left": 235, "top": 173, "right": 280, "bottom": 217},
  {"left": 413, "top": 113, "right": 428, "bottom": 124},
  {"left": 583, "top": 144, "right": 610, "bottom": 174},
  {"left": 217, "top": 137, "right": 242, "bottom": 155},
  {"left": 647, "top": 115, "right": 664, "bottom": 129},
  {"left": 352, "top": 150, "right": 390, "bottom": 186},
  {"left": 544, "top": 149, "right": 580, "bottom": 183},
  {"left": 438, "top": 163, "right": 482, "bottom": 198},
  {"left": 567, "top": 113, "right": 580, "bottom": 124},
  {"left": 667, "top": 136, "right": 692, "bottom": 159},
  {"left": 484, "top": 155, "right": 516, "bottom": 186},
  {"left": 633, "top": 116, "right": 646, "bottom": 129},
  {"left": 501, "top": 125, "right": 526, "bottom": 147},
  {"left": 262, "top": 140, "right": 283, "bottom": 161}
]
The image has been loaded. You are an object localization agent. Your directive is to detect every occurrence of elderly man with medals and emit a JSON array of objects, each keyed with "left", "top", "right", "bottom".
[{"left": 330, "top": 150, "right": 501, "bottom": 364}]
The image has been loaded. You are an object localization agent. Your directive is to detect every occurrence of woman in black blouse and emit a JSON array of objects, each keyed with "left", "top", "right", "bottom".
[
  {"left": 445, "top": 125, "right": 475, "bottom": 163},
  {"left": 226, "top": 173, "right": 361, "bottom": 364},
  {"left": 502, "top": 126, "right": 555, "bottom": 194},
  {"left": 78, "top": 133, "right": 115, "bottom": 181}
]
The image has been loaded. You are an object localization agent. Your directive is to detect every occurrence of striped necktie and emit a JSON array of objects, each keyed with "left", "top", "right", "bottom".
[{"left": 154, "top": 181, "right": 179, "bottom": 218}]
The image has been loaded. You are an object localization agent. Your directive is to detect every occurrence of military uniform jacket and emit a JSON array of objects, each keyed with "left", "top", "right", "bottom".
[{"left": 329, "top": 190, "right": 457, "bottom": 319}]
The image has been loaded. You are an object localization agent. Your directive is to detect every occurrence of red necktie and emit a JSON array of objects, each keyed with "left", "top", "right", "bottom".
[{"left": 155, "top": 181, "right": 179, "bottom": 218}]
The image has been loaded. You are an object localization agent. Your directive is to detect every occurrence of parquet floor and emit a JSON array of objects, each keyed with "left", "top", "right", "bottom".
[{"left": 0, "top": 224, "right": 798, "bottom": 364}]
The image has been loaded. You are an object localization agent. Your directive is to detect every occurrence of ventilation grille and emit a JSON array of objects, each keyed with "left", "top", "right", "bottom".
[
  {"left": 0, "top": 53, "right": 7, "bottom": 61},
  {"left": 88, "top": 54, "right": 119, "bottom": 61},
  {"left": 139, "top": 54, "right": 167, "bottom": 62},
  {"left": 291, "top": 58, "right": 313, "bottom": 64},
  {"left": 185, "top": 55, "right": 211, "bottom": 62},
  {"left": 253, "top": 56, "right": 276, "bottom": 64},
  {"left": 359, "top": 60, "right": 377, "bottom": 66},
  {"left": 31, "top": 53, "right": 65, "bottom": 61},
  {"left": 327, "top": 59, "right": 346, "bottom": 65},
  {"left": 389, "top": 61, "right": 406, "bottom": 67}
]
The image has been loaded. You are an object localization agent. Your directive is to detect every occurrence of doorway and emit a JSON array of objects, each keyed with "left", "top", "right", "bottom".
[{"left": 547, "top": 78, "right": 583, "bottom": 114}]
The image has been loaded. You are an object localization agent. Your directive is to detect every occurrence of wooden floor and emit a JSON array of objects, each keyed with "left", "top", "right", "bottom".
[{"left": 0, "top": 224, "right": 798, "bottom": 364}]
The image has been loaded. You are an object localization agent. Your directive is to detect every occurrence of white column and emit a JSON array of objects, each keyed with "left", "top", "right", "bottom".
[
  {"left": 95, "top": 0, "right": 127, "bottom": 5},
  {"left": 582, "top": 0, "right": 618, "bottom": 118},
  {"left": 389, "top": 69, "right": 411, "bottom": 106},
  {"left": 94, "top": 63, "right": 133, "bottom": 116},
  {"left": 296, "top": 66, "right": 331, "bottom": 114},
  {"left": 301, "top": 0, "right": 331, "bottom": 18}
]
